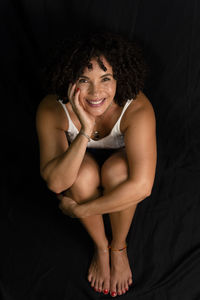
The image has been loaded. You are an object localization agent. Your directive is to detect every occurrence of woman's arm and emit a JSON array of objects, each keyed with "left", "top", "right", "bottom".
[
  {"left": 36, "top": 84, "right": 96, "bottom": 193},
  {"left": 36, "top": 96, "right": 90, "bottom": 194},
  {"left": 70, "top": 101, "right": 157, "bottom": 217}
]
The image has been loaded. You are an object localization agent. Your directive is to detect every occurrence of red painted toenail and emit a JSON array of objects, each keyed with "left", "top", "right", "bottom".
[
  {"left": 125, "top": 288, "right": 128, "bottom": 291},
  {"left": 103, "top": 289, "right": 109, "bottom": 294},
  {"left": 111, "top": 291, "right": 117, "bottom": 297},
  {"left": 94, "top": 287, "right": 97, "bottom": 291},
  {"left": 98, "top": 288, "right": 101, "bottom": 292}
]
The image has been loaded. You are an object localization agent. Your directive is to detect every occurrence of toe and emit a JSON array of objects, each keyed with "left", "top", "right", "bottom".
[
  {"left": 94, "top": 281, "right": 99, "bottom": 292},
  {"left": 87, "top": 273, "right": 92, "bottom": 282},
  {"left": 111, "top": 291, "right": 117, "bottom": 297},
  {"left": 103, "top": 278, "right": 110, "bottom": 294},
  {"left": 110, "top": 280, "right": 117, "bottom": 297},
  {"left": 98, "top": 280, "right": 103, "bottom": 293},
  {"left": 103, "top": 289, "right": 109, "bottom": 295},
  {"left": 121, "top": 282, "right": 125, "bottom": 294},
  {"left": 91, "top": 278, "right": 95, "bottom": 288},
  {"left": 117, "top": 283, "right": 123, "bottom": 296},
  {"left": 118, "top": 290, "right": 122, "bottom": 296},
  {"left": 128, "top": 277, "right": 133, "bottom": 286},
  {"left": 124, "top": 281, "right": 129, "bottom": 292},
  {"left": 110, "top": 280, "right": 117, "bottom": 296}
]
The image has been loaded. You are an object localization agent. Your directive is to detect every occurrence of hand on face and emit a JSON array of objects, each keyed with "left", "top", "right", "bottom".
[{"left": 68, "top": 83, "right": 95, "bottom": 136}]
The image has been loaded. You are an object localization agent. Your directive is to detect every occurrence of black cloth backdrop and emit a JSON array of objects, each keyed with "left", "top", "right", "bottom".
[{"left": 1, "top": 0, "right": 200, "bottom": 299}]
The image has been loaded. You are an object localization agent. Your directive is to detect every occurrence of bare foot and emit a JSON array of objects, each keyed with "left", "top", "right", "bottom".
[
  {"left": 87, "top": 245, "right": 110, "bottom": 294},
  {"left": 110, "top": 243, "right": 133, "bottom": 297}
]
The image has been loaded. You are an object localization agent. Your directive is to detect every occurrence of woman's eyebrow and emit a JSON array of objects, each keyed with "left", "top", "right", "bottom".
[
  {"left": 79, "top": 73, "right": 113, "bottom": 79},
  {"left": 100, "top": 73, "right": 113, "bottom": 78},
  {"left": 79, "top": 75, "right": 89, "bottom": 79}
]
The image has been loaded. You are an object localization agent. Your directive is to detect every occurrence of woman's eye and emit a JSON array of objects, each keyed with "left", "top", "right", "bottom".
[
  {"left": 78, "top": 78, "right": 88, "bottom": 83},
  {"left": 102, "top": 77, "right": 110, "bottom": 82}
]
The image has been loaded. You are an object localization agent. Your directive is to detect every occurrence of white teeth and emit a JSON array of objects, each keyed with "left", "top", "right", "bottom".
[{"left": 88, "top": 99, "right": 104, "bottom": 105}]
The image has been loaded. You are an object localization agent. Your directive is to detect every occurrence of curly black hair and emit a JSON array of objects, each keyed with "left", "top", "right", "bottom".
[{"left": 43, "top": 32, "right": 147, "bottom": 106}]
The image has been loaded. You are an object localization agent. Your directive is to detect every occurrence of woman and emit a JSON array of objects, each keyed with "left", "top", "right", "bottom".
[{"left": 36, "top": 33, "right": 157, "bottom": 297}]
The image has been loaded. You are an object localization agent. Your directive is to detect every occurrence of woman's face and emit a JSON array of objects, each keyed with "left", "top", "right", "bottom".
[{"left": 76, "top": 56, "right": 117, "bottom": 117}]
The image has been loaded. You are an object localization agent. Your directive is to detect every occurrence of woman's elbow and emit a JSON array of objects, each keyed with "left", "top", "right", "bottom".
[
  {"left": 47, "top": 180, "right": 63, "bottom": 194},
  {"left": 47, "top": 177, "right": 74, "bottom": 194},
  {"left": 40, "top": 170, "right": 71, "bottom": 194},
  {"left": 132, "top": 180, "right": 152, "bottom": 201},
  {"left": 141, "top": 181, "right": 152, "bottom": 198}
]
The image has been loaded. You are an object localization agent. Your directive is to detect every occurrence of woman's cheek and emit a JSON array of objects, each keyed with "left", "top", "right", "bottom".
[
  {"left": 77, "top": 84, "right": 87, "bottom": 93},
  {"left": 79, "top": 90, "right": 87, "bottom": 108},
  {"left": 107, "top": 84, "right": 116, "bottom": 95}
]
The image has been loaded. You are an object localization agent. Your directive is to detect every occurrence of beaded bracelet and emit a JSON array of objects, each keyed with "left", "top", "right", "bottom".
[{"left": 79, "top": 130, "right": 91, "bottom": 142}]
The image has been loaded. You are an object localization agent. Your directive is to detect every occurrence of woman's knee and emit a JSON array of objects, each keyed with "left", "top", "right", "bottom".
[
  {"left": 68, "top": 155, "right": 100, "bottom": 203},
  {"left": 101, "top": 152, "right": 128, "bottom": 192}
]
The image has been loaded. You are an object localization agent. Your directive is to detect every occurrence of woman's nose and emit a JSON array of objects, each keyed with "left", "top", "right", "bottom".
[{"left": 88, "top": 84, "right": 100, "bottom": 96}]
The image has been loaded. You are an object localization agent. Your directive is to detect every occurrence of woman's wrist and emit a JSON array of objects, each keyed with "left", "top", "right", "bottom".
[
  {"left": 74, "top": 202, "right": 90, "bottom": 218},
  {"left": 79, "top": 130, "right": 91, "bottom": 142},
  {"left": 81, "top": 126, "right": 93, "bottom": 137}
]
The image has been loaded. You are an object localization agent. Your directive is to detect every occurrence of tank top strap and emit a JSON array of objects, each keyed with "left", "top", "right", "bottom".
[
  {"left": 58, "top": 100, "right": 79, "bottom": 133},
  {"left": 113, "top": 99, "right": 133, "bottom": 134}
]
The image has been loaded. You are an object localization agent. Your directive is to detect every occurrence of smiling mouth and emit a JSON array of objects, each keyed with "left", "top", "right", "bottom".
[{"left": 86, "top": 98, "right": 106, "bottom": 106}]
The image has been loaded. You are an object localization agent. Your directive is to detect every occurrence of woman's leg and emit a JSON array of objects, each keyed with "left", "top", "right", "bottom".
[
  {"left": 60, "top": 153, "right": 110, "bottom": 294},
  {"left": 101, "top": 150, "right": 136, "bottom": 297}
]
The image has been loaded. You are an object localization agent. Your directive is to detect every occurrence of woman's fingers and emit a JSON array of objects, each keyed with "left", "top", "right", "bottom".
[
  {"left": 68, "top": 83, "right": 81, "bottom": 111},
  {"left": 57, "top": 194, "right": 78, "bottom": 218},
  {"left": 73, "top": 88, "right": 81, "bottom": 108},
  {"left": 67, "top": 83, "right": 95, "bottom": 131},
  {"left": 68, "top": 83, "right": 76, "bottom": 102}
]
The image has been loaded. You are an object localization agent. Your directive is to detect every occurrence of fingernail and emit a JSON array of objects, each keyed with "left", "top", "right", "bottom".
[
  {"left": 103, "top": 289, "right": 109, "bottom": 294},
  {"left": 111, "top": 291, "right": 117, "bottom": 297}
]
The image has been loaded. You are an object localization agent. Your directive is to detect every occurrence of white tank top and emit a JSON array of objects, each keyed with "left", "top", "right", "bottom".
[{"left": 58, "top": 99, "right": 133, "bottom": 149}]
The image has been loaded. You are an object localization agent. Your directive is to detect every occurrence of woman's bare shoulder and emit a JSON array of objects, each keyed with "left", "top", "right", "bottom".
[
  {"left": 36, "top": 94, "right": 68, "bottom": 130},
  {"left": 121, "top": 92, "right": 156, "bottom": 131},
  {"left": 129, "top": 91, "right": 154, "bottom": 112},
  {"left": 37, "top": 94, "right": 59, "bottom": 112}
]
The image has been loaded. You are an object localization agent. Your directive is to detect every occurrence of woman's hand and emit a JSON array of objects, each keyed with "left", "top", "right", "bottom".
[
  {"left": 68, "top": 83, "right": 95, "bottom": 136},
  {"left": 57, "top": 193, "right": 79, "bottom": 218}
]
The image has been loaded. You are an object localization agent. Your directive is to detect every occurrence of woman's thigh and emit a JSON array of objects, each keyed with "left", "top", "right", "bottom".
[{"left": 101, "top": 148, "right": 129, "bottom": 192}]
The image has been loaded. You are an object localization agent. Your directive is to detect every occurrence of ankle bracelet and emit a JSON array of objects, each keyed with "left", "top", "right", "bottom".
[{"left": 108, "top": 244, "right": 127, "bottom": 252}]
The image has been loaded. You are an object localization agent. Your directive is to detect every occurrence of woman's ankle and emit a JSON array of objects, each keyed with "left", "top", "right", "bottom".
[
  {"left": 94, "top": 239, "right": 109, "bottom": 252},
  {"left": 110, "top": 239, "right": 127, "bottom": 249}
]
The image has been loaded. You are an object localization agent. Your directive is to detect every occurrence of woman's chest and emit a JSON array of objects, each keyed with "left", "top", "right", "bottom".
[{"left": 66, "top": 103, "right": 124, "bottom": 139}]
